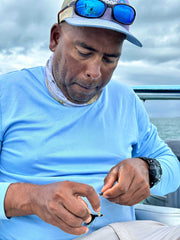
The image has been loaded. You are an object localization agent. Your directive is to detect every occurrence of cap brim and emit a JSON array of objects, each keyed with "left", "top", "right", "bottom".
[{"left": 65, "top": 17, "right": 142, "bottom": 47}]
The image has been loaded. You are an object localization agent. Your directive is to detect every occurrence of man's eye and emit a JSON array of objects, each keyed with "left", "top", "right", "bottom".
[
  {"left": 78, "top": 50, "right": 91, "bottom": 57},
  {"left": 103, "top": 57, "right": 114, "bottom": 64}
]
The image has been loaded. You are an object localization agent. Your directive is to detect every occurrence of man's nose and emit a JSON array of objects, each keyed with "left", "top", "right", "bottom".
[{"left": 85, "top": 60, "right": 102, "bottom": 80}]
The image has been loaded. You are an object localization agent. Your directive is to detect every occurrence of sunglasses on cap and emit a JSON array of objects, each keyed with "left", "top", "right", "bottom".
[{"left": 59, "top": 0, "right": 136, "bottom": 25}]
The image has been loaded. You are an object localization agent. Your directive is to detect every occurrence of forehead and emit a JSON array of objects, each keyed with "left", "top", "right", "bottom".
[
  {"left": 62, "top": 23, "right": 125, "bottom": 46},
  {"left": 61, "top": 25, "right": 124, "bottom": 55}
]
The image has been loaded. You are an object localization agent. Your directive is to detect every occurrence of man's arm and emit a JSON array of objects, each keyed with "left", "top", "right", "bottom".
[
  {"left": 100, "top": 93, "right": 180, "bottom": 206},
  {"left": 3, "top": 181, "right": 101, "bottom": 235}
]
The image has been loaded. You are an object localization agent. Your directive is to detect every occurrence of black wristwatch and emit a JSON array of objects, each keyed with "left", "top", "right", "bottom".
[{"left": 138, "top": 157, "right": 162, "bottom": 188}]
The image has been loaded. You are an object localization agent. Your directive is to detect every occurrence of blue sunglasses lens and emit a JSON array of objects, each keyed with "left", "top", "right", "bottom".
[
  {"left": 114, "top": 5, "right": 135, "bottom": 24},
  {"left": 75, "top": 0, "right": 135, "bottom": 25},
  {"left": 76, "top": 0, "right": 105, "bottom": 18}
]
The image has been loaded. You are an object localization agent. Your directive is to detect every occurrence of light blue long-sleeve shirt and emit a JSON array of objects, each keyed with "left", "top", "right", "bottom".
[{"left": 0, "top": 67, "right": 179, "bottom": 240}]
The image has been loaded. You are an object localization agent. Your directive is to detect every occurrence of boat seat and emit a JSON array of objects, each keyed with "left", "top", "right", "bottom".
[
  {"left": 135, "top": 140, "right": 180, "bottom": 225},
  {"left": 166, "top": 139, "right": 180, "bottom": 161},
  {"left": 135, "top": 204, "right": 180, "bottom": 226},
  {"left": 143, "top": 140, "right": 180, "bottom": 208}
]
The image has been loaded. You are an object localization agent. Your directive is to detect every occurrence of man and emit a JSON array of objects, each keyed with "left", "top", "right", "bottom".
[{"left": 0, "top": 0, "right": 180, "bottom": 239}]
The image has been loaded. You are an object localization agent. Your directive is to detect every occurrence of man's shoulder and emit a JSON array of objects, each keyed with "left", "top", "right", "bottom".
[
  {"left": 107, "top": 81, "right": 135, "bottom": 98},
  {"left": 0, "top": 66, "right": 45, "bottom": 85}
]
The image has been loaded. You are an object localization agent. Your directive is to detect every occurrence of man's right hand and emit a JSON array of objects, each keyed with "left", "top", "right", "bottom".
[{"left": 4, "top": 181, "right": 101, "bottom": 235}]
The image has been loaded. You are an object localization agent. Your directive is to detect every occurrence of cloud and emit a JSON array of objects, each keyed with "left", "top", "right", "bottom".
[
  {"left": 0, "top": 0, "right": 61, "bottom": 53},
  {"left": 124, "top": 0, "right": 180, "bottom": 65},
  {"left": 0, "top": 0, "right": 179, "bottom": 117},
  {"left": 0, "top": 0, "right": 62, "bottom": 73},
  {"left": 0, "top": 45, "right": 50, "bottom": 74},
  {"left": 113, "top": 59, "right": 180, "bottom": 86}
]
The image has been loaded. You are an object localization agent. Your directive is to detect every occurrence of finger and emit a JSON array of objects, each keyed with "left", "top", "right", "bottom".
[
  {"left": 62, "top": 195, "right": 91, "bottom": 223},
  {"left": 61, "top": 182, "right": 100, "bottom": 222},
  {"left": 101, "top": 168, "right": 118, "bottom": 193},
  {"left": 103, "top": 167, "right": 135, "bottom": 198},
  {"left": 107, "top": 176, "right": 150, "bottom": 205},
  {"left": 71, "top": 182, "right": 101, "bottom": 213},
  {"left": 54, "top": 203, "right": 84, "bottom": 228},
  {"left": 78, "top": 196, "right": 91, "bottom": 213},
  {"left": 107, "top": 186, "right": 150, "bottom": 206},
  {"left": 51, "top": 213, "right": 89, "bottom": 235},
  {"left": 103, "top": 179, "right": 132, "bottom": 199},
  {"left": 77, "top": 196, "right": 92, "bottom": 224}
]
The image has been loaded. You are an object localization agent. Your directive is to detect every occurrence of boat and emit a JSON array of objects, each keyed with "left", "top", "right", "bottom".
[{"left": 133, "top": 85, "right": 180, "bottom": 226}]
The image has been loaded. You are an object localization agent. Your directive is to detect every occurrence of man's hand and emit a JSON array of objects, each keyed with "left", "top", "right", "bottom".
[
  {"left": 101, "top": 158, "right": 150, "bottom": 206},
  {"left": 4, "top": 181, "right": 100, "bottom": 235}
]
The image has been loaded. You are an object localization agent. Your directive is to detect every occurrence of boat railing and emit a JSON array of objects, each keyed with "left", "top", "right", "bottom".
[{"left": 133, "top": 85, "right": 180, "bottom": 101}]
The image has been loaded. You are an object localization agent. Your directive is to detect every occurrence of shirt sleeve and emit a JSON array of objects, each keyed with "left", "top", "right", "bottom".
[
  {"left": 132, "top": 94, "right": 180, "bottom": 196},
  {"left": 0, "top": 183, "right": 11, "bottom": 220},
  {"left": 0, "top": 84, "right": 12, "bottom": 220}
]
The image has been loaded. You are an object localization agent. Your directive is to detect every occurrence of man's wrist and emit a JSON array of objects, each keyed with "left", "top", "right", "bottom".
[
  {"left": 138, "top": 157, "right": 162, "bottom": 188},
  {"left": 4, "top": 183, "right": 36, "bottom": 218}
]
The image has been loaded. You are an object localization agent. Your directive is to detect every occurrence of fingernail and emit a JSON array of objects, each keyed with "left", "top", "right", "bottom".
[
  {"left": 84, "top": 227, "right": 89, "bottom": 234},
  {"left": 101, "top": 187, "right": 105, "bottom": 192},
  {"left": 95, "top": 206, "right": 101, "bottom": 212},
  {"left": 84, "top": 215, "right": 92, "bottom": 224},
  {"left": 103, "top": 194, "right": 110, "bottom": 199}
]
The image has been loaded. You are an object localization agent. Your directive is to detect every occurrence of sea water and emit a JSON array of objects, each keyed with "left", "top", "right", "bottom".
[{"left": 150, "top": 117, "right": 180, "bottom": 140}]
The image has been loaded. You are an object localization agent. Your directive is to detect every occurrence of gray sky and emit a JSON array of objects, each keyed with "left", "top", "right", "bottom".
[{"left": 0, "top": 0, "right": 180, "bottom": 117}]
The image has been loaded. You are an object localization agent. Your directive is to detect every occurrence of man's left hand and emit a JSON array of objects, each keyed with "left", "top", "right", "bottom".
[{"left": 101, "top": 158, "right": 150, "bottom": 206}]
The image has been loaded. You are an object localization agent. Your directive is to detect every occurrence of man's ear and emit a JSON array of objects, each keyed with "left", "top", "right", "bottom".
[{"left": 49, "top": 23, "right": 61, "bottom": 52}]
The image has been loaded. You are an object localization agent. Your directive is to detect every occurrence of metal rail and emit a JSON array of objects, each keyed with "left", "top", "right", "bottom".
[{"left": 133, "top": 85, "right": 180, "bottom": 101}]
